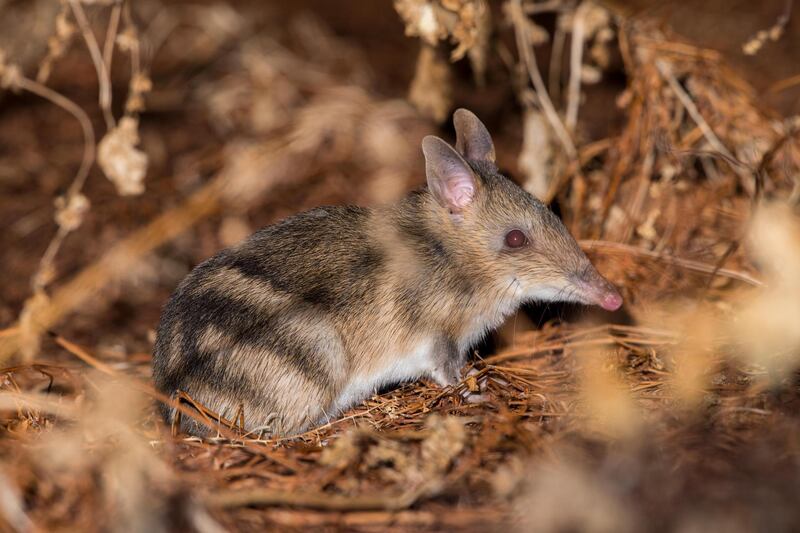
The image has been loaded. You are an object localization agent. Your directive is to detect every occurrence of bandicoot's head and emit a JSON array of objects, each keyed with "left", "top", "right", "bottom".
[{"left": 422, "top": 109, "right": 622, "bottom": 311}]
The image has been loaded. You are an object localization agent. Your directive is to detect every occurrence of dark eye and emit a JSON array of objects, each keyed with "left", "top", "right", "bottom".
[{"left": 505, "top": 229, "right": 528, "bottom": 249}]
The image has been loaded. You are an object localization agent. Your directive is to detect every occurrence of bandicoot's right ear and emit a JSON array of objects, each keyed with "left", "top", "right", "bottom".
[
  {"left": 453, "top": 108, "right": 496, "bottom": 164},
  {"left": 422, "top": 135, "right": 478, "bottom": 215}
]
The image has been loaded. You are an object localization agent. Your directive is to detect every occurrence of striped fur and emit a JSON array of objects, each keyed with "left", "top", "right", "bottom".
[{"left": 152, "top": 110, "right": 619, "bottom": 436}]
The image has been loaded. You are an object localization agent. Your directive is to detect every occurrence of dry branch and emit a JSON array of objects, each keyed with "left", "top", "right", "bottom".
[{"left": 509, "top": 0, "right": 576, "bottom": 159}]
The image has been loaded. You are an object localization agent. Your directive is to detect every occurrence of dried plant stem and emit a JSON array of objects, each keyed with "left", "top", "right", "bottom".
[
  {"left": 103, "top": 2, "right": 123, "bottom": 78},
  {"left": 68, "top": 0, "right": 115, "bottom": 130},
  {"left": 52, "top": 334, "right": 117, "bottom": 376},
  {"left": 548, "top": 17, "right": 566, "bottom": 103},
  {"left": 121, "top": 2, "right": 143, "bottom": 114},
  {"left": 510, "top": 0, "right": 576, "bottom": 159},
  {"left": 14, "top": 76, "right": 96, "bottom": 290},
  {"left": 579, "top": 239, "right": 763, "bottom": 286},
  {"left": 33, "top": 226, "right": 69, "bottom": 291},
  {"left": 768, "top": 73, "right": 800, "bottom": 94},
  {"left": 742, "top": 0, "right": 793, "bottom": 55},
  {"left": 523, "top": 0, "right": 568, "bottom": 14},
  {"left": 207, "top": 484, "right": 433, "bottom": 511},
  {"left": 15, "top": 78, "right": 95, "bottom": 200},
  {"left": 565, "top": 2, "right": 589, "bottom": 131},
  {"left": 259, "top": 509, "right": 502, "bottom": 529},
  {"left": 654, "top": 59, "right": 752, "bottom": 188},
  {"left": 0, "top": 391, "right": 80, "bottom": 418},
  {"left": 754, "top": 123, "right": 800, "bottom": 201},
  {"left": 35, "top": 1, "right": 75, "bottom": 84}
]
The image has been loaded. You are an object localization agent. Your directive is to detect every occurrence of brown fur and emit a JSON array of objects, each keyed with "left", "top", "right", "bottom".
[{"left": 152, "top": 109, "right": 620, "bottom": 436}]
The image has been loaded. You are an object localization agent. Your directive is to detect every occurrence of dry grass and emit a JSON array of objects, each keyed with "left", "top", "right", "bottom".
[{"left": 0, "top": 1, "right": 799, "bottom": 531}]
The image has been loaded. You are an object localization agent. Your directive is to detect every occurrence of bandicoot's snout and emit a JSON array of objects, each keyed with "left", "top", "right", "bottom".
[
  {"left": 571, "top": 265, "right": 623, "bottom": 311},
  {"left": 597, "top": 287, "right": 623, "bottom": 311}
]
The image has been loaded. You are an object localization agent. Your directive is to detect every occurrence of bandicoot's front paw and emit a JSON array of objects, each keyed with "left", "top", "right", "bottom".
[{"left": 431, "top": 363, "right": 462, "bottom": 388}]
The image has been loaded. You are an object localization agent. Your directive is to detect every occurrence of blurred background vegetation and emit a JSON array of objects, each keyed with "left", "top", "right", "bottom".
[{"left": 0, "top": 1, "right": 799, "bottom": 531}]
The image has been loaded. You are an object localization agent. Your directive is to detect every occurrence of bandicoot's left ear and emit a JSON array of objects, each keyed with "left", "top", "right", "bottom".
[
  {"left": 453, "top": 108, "right": 496, "bottom": 164},
  {"left": 422, "top": 135, "right": 478, "bottom": 215}
]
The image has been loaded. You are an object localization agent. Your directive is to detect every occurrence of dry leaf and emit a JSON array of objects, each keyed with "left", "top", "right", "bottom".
[
  {"left": 54, "top": 193, "right": 90, "bottom": 232},
  {"left": 98, "top": 116, "right": 148, "bottom": 196},
  {"left": 395, "top": 0, "right": 490, "bottom": 80},
  {"left": 408, "top": 44, "right": 452, "bottom": 123},
  {"left": 519, "top": 107, "right": 555, "bottom": 200}
]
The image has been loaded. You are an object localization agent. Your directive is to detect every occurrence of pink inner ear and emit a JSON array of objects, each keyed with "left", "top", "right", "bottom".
[
  {"left": 437, "top": 176, "right": 475, "bottom": 211},
  {"left": 423, "top": 136, "right": 477, "bottom": 213},
  {"left": 447, "top": 178, "right": 475, "bottom": 209}
]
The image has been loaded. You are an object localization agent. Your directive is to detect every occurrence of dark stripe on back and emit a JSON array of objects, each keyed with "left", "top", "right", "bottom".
[
  {"left": 154, "top": 205, "right": 384, "bottom": 401},
  {"left": 183, "top": 288, "right": 328, "bottom": 383},
  {"left": 154, "top": 265, "right": 334, "bottom": 400}
]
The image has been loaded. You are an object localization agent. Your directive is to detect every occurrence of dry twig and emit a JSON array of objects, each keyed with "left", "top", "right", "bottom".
[{"left": 509, "top": 0, "right": 577, "bottom": 159}]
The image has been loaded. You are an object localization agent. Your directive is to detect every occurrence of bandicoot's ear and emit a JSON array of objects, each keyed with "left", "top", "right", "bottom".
[
  {"left": 453, "top": 108, "right": 496, "bottom": 163},
  {"left": 422, "top": 135, "right": 478, "bottom": 214}
]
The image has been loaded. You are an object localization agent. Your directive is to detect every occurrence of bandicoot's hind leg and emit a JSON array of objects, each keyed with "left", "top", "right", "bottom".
[{"left": 154, "top": 267, "right": 349, "bottom": 436}]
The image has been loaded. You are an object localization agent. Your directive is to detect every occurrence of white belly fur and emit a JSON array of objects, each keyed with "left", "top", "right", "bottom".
[
  {"left": 327, "top": 290, "right": 523, "bottom": 421},
  {"left": 331, "top": 338, "right": 436, "bottom": 416}
]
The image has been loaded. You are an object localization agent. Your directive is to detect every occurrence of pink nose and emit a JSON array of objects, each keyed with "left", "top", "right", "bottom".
[
  {"left": 574, "top": 264, "right": 624, "bottom": 312},
  {"left": 599, "top": 291, "right": 623, "bottom": 311}
]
